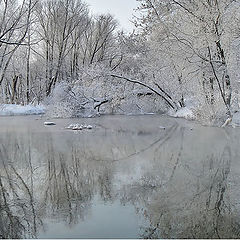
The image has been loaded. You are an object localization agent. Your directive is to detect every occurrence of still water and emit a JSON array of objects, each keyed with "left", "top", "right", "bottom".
[{"left": 0, "top": 115, "right": 239, "bottom": 238}]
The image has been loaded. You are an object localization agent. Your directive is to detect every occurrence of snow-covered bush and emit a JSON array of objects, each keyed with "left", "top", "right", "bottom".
[{"left": 45, "top": 64, "right": 169, "bottom": 118}]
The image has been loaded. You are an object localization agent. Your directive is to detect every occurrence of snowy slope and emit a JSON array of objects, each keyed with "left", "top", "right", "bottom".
[{"left": 0, "top": 104, "right": 45, "bottom": 116}]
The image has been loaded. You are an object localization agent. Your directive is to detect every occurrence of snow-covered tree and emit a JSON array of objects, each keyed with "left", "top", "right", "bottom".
[{"left": 134, "top": 0, "right": 240, "bottom": 123}]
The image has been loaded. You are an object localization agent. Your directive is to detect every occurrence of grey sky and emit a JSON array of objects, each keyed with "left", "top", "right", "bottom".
[{"left": 84, "top": 0, "right": 139, "bottom": 32}]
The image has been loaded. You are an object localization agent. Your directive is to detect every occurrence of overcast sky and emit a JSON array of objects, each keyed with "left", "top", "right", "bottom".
[{"left": 84, "top": 0, "right": 139, "bottom": 32}]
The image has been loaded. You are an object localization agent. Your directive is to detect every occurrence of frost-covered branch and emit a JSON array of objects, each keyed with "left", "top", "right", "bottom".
[{"left": 111, "top": 74, "right": 176, "bottom": 109}]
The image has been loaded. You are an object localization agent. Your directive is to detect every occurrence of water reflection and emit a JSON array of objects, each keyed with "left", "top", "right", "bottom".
[{"left": 0, "top": 116, "right": 239, "bottom": 238}]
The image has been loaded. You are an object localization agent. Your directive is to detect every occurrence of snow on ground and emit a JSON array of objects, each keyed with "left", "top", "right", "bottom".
[
  {"left": 0, "top": 104, "right": 45, "bottom": 116},
  {"left": 168, "top": 97, "right": 196, "bottom": 121},
  {"left": 231, "top": 112, "right": 240, "bottom": 127},
  {"left": 173, "top": 107, "right": 195, "bottom": 120}
]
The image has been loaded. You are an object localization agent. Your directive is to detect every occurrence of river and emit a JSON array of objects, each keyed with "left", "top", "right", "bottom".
[{"left": 0, "top": 115, "right": 239, "bottom": 238}]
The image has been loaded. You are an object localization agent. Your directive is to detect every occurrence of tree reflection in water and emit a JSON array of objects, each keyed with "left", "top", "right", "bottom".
[
  {"left": 0, "top": 122, "right": 239, "bottom": 238},
  {"left": 118, "top": 131, "right": 239, "bottom": 239}
]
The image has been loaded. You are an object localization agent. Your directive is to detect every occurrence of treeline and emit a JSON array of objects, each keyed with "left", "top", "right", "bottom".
[
  {"left": 0, "top": 0, "right": 123, "bottom": 104},
  {"left": 1, "top": 0, "right": 240, "bottom": 123}
]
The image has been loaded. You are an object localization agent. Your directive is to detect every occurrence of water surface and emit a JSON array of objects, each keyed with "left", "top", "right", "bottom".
[{"left": 0, "top": 115, "right": 239, "bottom": 238}]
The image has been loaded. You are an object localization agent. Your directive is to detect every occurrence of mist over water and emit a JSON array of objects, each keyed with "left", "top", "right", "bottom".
[{"left": 0, "top": 115, "right": 239, "bottom": 238}]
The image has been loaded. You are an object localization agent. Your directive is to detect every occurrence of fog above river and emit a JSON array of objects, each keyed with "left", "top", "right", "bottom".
[{"left": 0, "top": 115, "right": 239, "bottom": 238}]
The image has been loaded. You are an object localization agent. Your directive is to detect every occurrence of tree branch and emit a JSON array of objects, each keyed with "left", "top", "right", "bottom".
[{"left": 111, "top": 74, "right": 176, "bottom": 109}]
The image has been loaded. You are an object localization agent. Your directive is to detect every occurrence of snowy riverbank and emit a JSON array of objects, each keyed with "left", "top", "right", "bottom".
[
  {"left": 1, "top": 103, "right": 240, "bottom": 128},
  {"left": 0, "top": 104, "right": 45, "bottom": 116}
]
